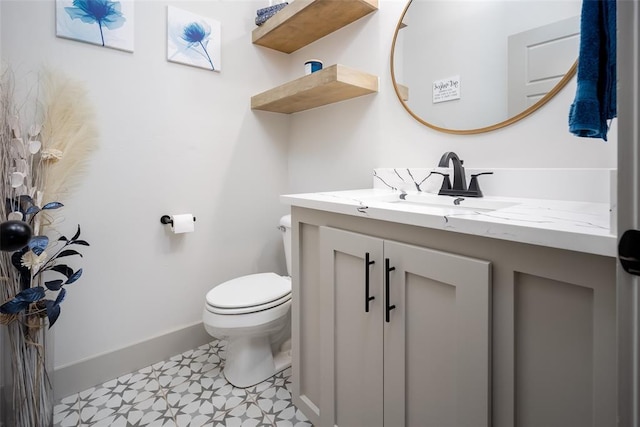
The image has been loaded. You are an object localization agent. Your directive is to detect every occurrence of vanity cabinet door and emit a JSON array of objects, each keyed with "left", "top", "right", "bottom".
[
  {"left": 319, "top": 227, "right": 384, "bottom": 427},
  {"left": 319, "top": 226, "right": 491, "bottom": 427},
  {"left": 383, "top": 241, "right": 491, "bottom": 427}
]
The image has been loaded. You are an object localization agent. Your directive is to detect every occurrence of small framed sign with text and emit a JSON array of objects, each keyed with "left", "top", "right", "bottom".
[{"left": 433, "top": 76, "right": 461, "bottom": 103}]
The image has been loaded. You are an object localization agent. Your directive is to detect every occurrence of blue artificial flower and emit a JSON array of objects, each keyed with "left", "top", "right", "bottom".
[
  {"left": 181, "top": 22, "right": 215, "bottom": 71},
  {"left": 65, "top": 0, "right": 126, "bottom": 46}
]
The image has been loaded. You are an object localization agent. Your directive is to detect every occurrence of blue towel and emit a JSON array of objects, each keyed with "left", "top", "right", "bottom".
[{"left": 568, "top": 0, "right": 617, "bottom": 141}]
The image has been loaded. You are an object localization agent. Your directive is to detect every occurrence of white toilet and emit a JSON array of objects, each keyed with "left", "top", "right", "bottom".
[{"left": 203, "top": 215, "right": 292, "bottom": 388}]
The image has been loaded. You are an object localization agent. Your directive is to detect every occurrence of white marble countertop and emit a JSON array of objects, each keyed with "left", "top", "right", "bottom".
[{"left": 281, "top": 188, "right": 616, "bottom": 257}]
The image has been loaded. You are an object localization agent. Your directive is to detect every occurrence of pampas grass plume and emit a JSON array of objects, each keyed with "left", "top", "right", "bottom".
[{"left": 40, "top": 69, "right": 98, "bottom": 204}]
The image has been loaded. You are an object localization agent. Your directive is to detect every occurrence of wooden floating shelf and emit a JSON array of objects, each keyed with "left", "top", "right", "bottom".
[
  {"left": 251, "top": 64, "right": 378, "bottom": 114},
  {"left": 397, "top": 84, "right": 409, "bottom": 101},
  {"left": 252, "top": 0, "right": 378, "bottom": 54}
]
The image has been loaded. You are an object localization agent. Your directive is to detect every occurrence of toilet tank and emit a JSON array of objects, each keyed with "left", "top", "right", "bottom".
[{"left": 279, "top": 215, "right": 292, "bottom": 276}]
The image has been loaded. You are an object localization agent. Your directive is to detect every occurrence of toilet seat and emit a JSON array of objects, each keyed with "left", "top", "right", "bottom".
[{"left": 205, "top": 273, "right": 291, "bottom": 315}]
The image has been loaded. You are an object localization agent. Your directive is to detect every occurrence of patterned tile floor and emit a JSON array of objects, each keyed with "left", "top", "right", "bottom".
[{"left": 53, "top": 340, "right": 312, "bottom": 427}]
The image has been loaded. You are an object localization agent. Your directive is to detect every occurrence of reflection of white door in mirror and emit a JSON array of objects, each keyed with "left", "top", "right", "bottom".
[{"left": 508, "top": 16, "right": 580, "bottom": 116}]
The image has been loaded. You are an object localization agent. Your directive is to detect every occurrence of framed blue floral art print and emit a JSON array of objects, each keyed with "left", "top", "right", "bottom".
[
  {"left": 56, "top": 0, "right": 134, "bottom": 52},
  {"left": 167, "top": 6, "right": 221, "bottom": 72}
]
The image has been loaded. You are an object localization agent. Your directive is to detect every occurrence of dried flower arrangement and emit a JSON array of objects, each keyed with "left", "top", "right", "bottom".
[{"left": 0, "top": 67, "right": 97, "bottom": 426}]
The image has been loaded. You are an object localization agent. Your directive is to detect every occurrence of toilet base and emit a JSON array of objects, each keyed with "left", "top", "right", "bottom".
[{"left": 223, "top": 335, "right": 291, "bottom": 388}]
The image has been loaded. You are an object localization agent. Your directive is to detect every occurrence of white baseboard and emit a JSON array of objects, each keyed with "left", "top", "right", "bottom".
[{"left": 53, "top": 322, "right": 212, "bottom": 401}]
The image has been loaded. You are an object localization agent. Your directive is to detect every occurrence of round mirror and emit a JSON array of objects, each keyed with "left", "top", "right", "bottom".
[{"left": 391, "top": 0, "right": 581, "bottom": 134}]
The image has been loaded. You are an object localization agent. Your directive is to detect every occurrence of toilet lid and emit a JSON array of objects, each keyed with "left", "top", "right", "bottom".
[
  {"left": 206, "top": 293, "right": 291, "bottom": 315},
  {"left": 206, "top": 272, "right": 291, "bottom": 310}
]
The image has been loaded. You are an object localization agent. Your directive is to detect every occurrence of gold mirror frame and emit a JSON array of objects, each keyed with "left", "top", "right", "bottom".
[{"left": 390, "top": 0, "right": 578, "bottom": 135}]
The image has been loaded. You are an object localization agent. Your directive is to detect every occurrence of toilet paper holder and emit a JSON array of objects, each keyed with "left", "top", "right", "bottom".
[{"left": 160, "top": 215, "right": 196, "bottom": 226}]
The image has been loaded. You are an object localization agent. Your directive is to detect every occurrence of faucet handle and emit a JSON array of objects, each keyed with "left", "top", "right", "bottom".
[
  {"left": 467, "top": 172, "right": 493, "bottom": 197},
  {"left": 432, "top": 171, "right": 452, "bottom": 192}
]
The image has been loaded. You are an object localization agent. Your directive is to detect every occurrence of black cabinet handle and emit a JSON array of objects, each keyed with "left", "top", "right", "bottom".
[
  {"left": 619, "top": 229, "right": 640, "bottom": 275},
  {"left": 385, "top": 258, "right": 396, "bottom": 323},
  {"left": 365, "top": 252, "right": 375, "bottom": 312}
]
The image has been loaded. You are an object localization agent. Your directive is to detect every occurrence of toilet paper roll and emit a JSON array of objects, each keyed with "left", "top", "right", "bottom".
[{"left": 171, "top": 214, "right": 195, "bottom": 234}]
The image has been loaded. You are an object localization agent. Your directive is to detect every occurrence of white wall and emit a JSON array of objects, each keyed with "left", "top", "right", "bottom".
[
  {"left": 1, "top": 0, "right": 291, "bottom": 369},
  {"left": 0, "top": 0, "right": 618, "bottom": 374},
  {"left": 287, "top": 0, "right": 616, "bottom": 194}
]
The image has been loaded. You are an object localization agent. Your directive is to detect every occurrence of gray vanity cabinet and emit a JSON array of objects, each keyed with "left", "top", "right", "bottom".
[
  {"left": 316, "top": 226, "right": 491, "bottom": 427},
  {"left": 291, "top": 207, "right": 617, "bottom": 427}
]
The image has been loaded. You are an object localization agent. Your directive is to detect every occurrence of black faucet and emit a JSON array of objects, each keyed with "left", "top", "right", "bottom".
[
  {"left": 438, "top": 151, "right": 467, "bottom": 192},
  {"left": 435, "top": 151, "right": 493, "bottom": 197}
]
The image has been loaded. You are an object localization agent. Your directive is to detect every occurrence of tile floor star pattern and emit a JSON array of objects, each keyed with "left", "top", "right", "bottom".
[{"left": 53, "top": 340, "right": 312, "bottom": 427}]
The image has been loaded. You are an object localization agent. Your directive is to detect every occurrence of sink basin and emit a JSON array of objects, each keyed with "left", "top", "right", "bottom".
[{"left": 370, "top": 192, "right": 520, "bottom": 213}]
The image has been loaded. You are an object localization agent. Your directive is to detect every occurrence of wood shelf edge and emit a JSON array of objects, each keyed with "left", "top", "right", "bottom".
[
  {"left": 397, "top": 84, "right": 409, "bottom": 101},
  {"left": 252, "top": 0, "right": 378, "bottom": 54},
  {"left": 251, "top": 64, "right": 378, "bottom": 114}
]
